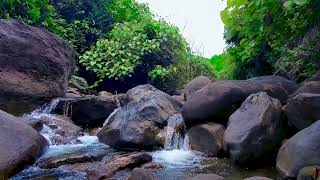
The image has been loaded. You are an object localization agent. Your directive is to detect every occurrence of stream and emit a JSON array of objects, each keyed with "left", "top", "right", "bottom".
[{"left": 12, "top": 99, "right": 279, "bottom": 180}]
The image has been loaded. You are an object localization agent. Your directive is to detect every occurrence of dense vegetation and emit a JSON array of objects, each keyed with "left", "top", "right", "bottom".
[
  {"left": 0, "top": 0, "right": 214, "bottom": 94},
  {"left": 216, "top": 0, "right": 320, "bottom": 81}
]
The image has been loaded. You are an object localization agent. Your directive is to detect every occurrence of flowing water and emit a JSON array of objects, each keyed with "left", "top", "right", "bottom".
[{"left": 13, "top": 100, "right": 279, "bottom": 180}]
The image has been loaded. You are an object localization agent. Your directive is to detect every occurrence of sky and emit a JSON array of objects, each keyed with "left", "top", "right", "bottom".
[{"left": 137, "top": 0, "right": 227, "bottom": 58}]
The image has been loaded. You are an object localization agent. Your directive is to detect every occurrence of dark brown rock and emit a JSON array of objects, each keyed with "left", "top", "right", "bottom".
[
  {"left": 188, "top": 123, "right": 225, "bottom": 156},
  {"left": 52, "top": 96, "right": 118, "bottom": 128},
  {"left": 0, "top": 19, "right": 74, "bottom": 115},
  {"left": 128, "top": 168, "right": 155, "bottom": 180},
  {"left": 0, "top": 110, "right": 48, "bottom": 179},
  {"left": 98, "top": 85, "right": 182, "bottom": 150},
  {"left": 224, "top": 92, "right": 285, "bottom": 165},
  {"left": 277, "top": 120, "right": 320, "bottom": 178},
  {"left": 182, "top": 76, "right": 298, "bottom": 128},
  {"left": 284, "top": 93, "right": 320, "bottom": 130}
]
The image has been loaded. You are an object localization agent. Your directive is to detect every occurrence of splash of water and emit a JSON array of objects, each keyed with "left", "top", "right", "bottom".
[{"left": 29, "top": 98, "right": 60, "bottom": 119}]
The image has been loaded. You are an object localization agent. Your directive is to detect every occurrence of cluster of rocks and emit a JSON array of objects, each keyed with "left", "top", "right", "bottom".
[{"left": 178, "top": 74, "right": 320, "bottom": 179}]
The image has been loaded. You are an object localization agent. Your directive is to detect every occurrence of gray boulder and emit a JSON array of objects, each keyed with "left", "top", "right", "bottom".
[
  {"left": 224, "top": 92, "right": 285, "bottom": 165},
  {"left": 98, "top": 85, "right": 183, "bottom": 150},
  {"left": 284, "top": 93, "right": 320, "bottom": 130},
  {"left": 276, "top": 120, "right": 320, "bottom": 178},
  {"left": 182, "top": 76, "right": 298, "bottom": 128},
  {"left": 290, "top": 81, "right": 320, "bottom": 99}
]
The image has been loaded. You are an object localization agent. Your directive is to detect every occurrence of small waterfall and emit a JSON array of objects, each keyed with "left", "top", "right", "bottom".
[
  {"left": 30, "top": 98, "right": 60, "bottom": 118},
  {"left": 63, "top": 100, "right": 72, "bottom": 119},
  {"left": 164, "top": 114, "right": 190, "bottom": 150}
]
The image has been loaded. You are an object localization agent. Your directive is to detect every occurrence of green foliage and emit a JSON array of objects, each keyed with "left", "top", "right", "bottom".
[
  {"left": 0, "top": 0, "right": 55, "bottom": 24},
  {"left": 221, "top": 0, "right": 320, "bottom": 80},
  {"left": 79, "top": 21, "right": 160, "bottom": 80}
]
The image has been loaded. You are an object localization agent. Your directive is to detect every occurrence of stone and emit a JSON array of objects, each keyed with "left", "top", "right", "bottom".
[
  {"left": 52, "top": 96, "right": 118, "bottom": 128},
  {"left": 36, "top": 143, "right": 110, "bottom": 169},
  {"left": 39, "top": 115, "right": 82, "bottom": 145},
  {"left": 182, "top": 76, "right": 298, "bottom": 128},
  {"left": 188, "top": 123, "right": 225, "bottom": 156},
  {"left": 0, "top": 110, "right": 48, "bottom": 179},
  {"left": 182, "top": 76, "right": 213, "bottom": 99},
  {"left": 187, "top": 174, "right": 224, "bottom": 180},
  {"left": 276, "top": 120, "right": 320, "bottom": 178},
  {"left": 297, "top": 166, "right": 320, "bottom": 180},
  {"left": 290, "top": 81, "right": 320, "bottom": 99},
  {"left": 128, "top": 168, "right": 155, "bottom": 180},
  {"left": 284, "top": 93, "right": 320, "bottom": 130},
  {"left": 0, "top": 19, "right": 74, "bottom": 115},
  {"left": 98, "top": 85, "right": 183, "bottom": 150},
  {"left": 224, "top": 92, "right": 285, "bottom": 165}
]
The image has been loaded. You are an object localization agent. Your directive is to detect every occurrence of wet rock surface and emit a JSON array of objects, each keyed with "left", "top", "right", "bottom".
[
  {"left": 52, "top": 96, "right": 118, "bottom": 128},
  {"left": 0, "top": 110, "right": 48, "bottom": 179}
]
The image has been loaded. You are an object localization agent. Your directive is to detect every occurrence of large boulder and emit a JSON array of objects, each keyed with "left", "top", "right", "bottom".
[
  {"left": 0, "top": 110, "right": 48, "bottom": 179},
  {"left": 276, "top": 120, "right": 320, "bottom": 178},
  {"left": 182, "top": 76, "right": 298, "bottom": 128},
  {"left": 290, "top": 81, "right": 320, "bottom": 99},
  {"left": 188, "top": 123, "right": 225, "bottom": 156},
  {"left": 182, "top": 76, "right": 213, "bottom": 100},
  {"left": 284, "top": 93, "right": 320, "bottom": 130},
  {"left": 0, "top": 19, "right": 75, "bottom": 115},
  {"left": 51, "top": 96, "right": 118, "bottom": 128},
  {"left": 98, "top": 85, "right": 183, "bottom": 150},
  {"left": 224, "top": 92, "right": 285, "bottom": 165}
]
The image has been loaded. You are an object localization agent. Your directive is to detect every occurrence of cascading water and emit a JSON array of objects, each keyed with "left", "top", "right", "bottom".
[
  {"left": 30, "top": 98, "right": 60, "bottom": 118},
  {"left": 164, "top": 114, "right": 190, "bottom": 150},
  {"left": 151, "top": 114, "right": 203, "bottom": 170}
]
